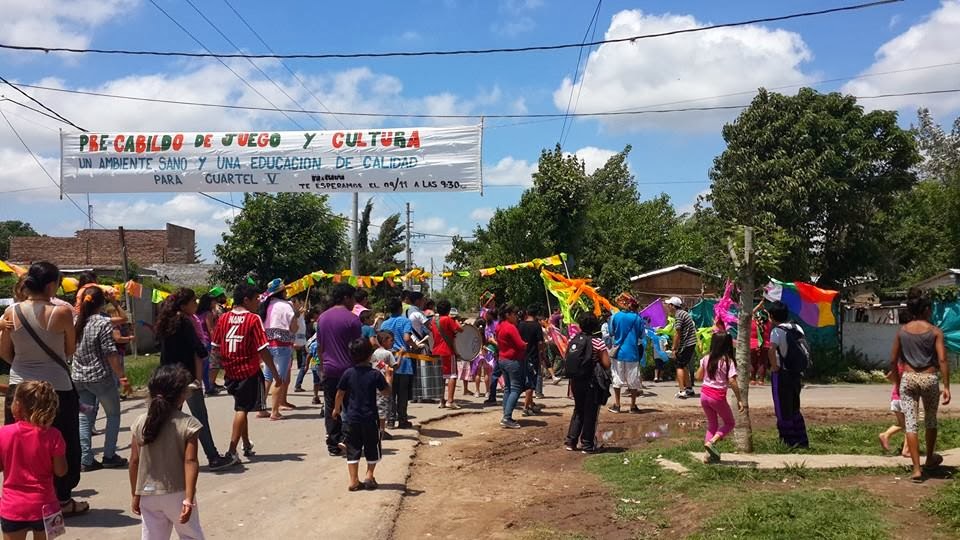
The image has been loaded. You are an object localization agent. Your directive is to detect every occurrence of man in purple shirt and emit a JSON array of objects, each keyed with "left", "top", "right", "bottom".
[{"left": 315, "top": 284, "right": 361, "bottom": 456}]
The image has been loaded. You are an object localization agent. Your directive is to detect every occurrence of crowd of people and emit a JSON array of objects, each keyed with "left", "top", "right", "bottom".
[{"left": 0, "top": 261, "right": 952, "bottom": 538}]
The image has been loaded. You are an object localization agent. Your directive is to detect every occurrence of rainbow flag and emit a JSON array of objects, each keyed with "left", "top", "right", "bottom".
[{"left": 763, "top": 279, "right": 838, "bottom": 328}]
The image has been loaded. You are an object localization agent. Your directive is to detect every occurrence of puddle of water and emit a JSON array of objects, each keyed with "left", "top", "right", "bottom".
[{"left": 602, "top": 420, "right": 704, "bottom": 443}]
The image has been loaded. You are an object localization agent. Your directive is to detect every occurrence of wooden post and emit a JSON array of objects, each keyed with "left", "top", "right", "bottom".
[
  {"left": 732, "top": 226, "right": 754, "bottom": 453},
  {"left": 118, "top": 227, "right": 138, "bottom": 358}
]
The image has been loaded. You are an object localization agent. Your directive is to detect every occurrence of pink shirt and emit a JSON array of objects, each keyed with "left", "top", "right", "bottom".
[
  {"left": 0, "top": 421, "right": 65, "bottom": 521},
  {"left": 699, "top": 355, "right": 738, "bottom": 392}
]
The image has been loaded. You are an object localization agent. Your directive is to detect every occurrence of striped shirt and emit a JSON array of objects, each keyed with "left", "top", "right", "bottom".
[
  {"left": 211, "top": 308, "right": 268, "bottom": 380},
  {"left": 674, "top": 309, "right": 698, "bottom": 349}
]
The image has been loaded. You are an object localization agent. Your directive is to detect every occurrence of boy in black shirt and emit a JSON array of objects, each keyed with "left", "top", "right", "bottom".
[
  {"left": 333, "top": 338, "right": 391, "bottom": 491},
  {"left": 517, "top": 305, "right": 546, "bottom": 416}
]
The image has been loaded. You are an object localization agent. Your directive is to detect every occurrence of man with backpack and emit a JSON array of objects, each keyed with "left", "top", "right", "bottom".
[{"left": 767, "top": 301, "right": 810, "bottom": 448}]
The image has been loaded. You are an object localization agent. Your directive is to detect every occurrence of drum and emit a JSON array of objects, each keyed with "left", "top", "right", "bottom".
[
  {"left": 413, "top": 357, "right": 443, "bottom": 402},
  {"left": 455, "top": 324, "right": 483, "bottom": 360}
]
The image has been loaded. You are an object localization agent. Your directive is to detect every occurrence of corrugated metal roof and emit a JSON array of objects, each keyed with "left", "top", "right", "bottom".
[{"left": 629, "top": 264, "right": 713, "bottom": 282}]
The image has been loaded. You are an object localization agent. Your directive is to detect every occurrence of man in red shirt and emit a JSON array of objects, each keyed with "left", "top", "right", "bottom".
[
  {"left": 211, "top": 284, "right": 279, "bottom": 466},
  {"left": 431, "top": 299, "right": 463, "bottom": 409}
]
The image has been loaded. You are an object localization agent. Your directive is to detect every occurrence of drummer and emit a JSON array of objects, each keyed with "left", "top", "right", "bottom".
[{"left": 431, "top": 300, "right": 464, "bottom": 409}]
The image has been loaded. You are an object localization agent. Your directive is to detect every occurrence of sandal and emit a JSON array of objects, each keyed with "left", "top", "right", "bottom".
[
  {"left": 280, "top": 403, "right": 298, "bottom": 410},
  {"left": 269, "top": 415, "right": 286, "bottom": 421},
  {"left": 60, "top": 499, "right": 90, "bottom": 517},
  {"left": 348, "top": 483, "right": 366, "bottom": 492},
  {"left": 311, "top": 397, "right": 321, "bottom": 405},
  {"left": 363, "top": 478, "right": 379, "bottom": 490},
  {"left": 911, "top": 474, "right": 926, "bottom": 483},
  {"left": 878, "top": 433, "right": 890, "bottom": 453}
]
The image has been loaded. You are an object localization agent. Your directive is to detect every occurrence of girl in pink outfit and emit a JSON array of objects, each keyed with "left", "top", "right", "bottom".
[
  {"left": 878, "top": 362, "right": 910, "bottom": 457},
  {"left": 695, "top": 333, "right": 743, "bottom": 463},
  {"left": 0, "top": 381, "right": 68, "bottom": 539}
]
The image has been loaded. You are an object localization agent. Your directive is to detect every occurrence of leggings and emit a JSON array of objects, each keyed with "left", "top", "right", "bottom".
[
  {"left": 900, "top": 371, "right": 939, "bottom": 433},
  {"left": 700, "top": 388, "right": 735, "bottom": 443}
]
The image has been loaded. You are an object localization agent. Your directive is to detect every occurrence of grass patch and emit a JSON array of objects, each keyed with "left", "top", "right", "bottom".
[
  {"left": 689, "top": 488, "right": 889, "bottom": 540},
  {"left": 924, "top": 480, "right": 960, "bottom": 534},
  {"left": 124, "top": 355, "right": 161, "bottom": 388},
  {"left": 520, "top": 528, "right": 591, "bottom": 540}
]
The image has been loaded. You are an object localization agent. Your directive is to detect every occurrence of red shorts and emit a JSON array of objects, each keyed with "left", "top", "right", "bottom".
[{"left": 439, "top": 355, "right": 456, "bottom": 378}]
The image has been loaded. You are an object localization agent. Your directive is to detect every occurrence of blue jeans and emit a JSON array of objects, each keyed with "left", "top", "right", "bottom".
[
  {"left": 499, "top": 359, "right": 523, "bottom": 421},
  {"left": 76, "top": 377, "right": 121, "bottom": 466},
  {"left": 264, "top": 346, "right": 293, "bottom": 384}
]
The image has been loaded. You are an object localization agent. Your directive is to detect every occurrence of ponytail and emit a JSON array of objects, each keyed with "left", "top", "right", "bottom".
[
  {"left": 140, "top": 365, "right": 192, "bottom": 445},
  {"left": 75, "top": 286, "right": 106, "bottom": 344}
]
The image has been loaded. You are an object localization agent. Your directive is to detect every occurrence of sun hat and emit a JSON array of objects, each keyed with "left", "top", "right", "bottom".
[
  {"left": 615, "top": 292, "right": 639, "bottom": 310},
  {"left": 263, "top": 278, "right": 286, "bottom": 298},
  {"left": 665, "top": 296, "right": 683, "bottom": 308}
]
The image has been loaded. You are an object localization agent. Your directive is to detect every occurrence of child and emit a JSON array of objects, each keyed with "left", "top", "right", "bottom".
[
  {"left": 878, "top": 362, "right": 910, "bottom": 457},
  {"left": 210, "top": 284, "right": 280, "bottom": 466},
  {"left": 333, "top": 338, "right": 391, "bottom": 491},
  {"left": 372, "top": 331, "right": 397, "bottom": 440},
  {"left": 0, "top": 381, "right": 68, "bottom": 540},
  {"left": 695, "top": 333, "right": 743, "bottom": 463},
  {"left": 129, "top": 365, "right": 205, "bottom": 539},
  {"left": 359, "top": 310, "right": 377, "bottom": 346}
]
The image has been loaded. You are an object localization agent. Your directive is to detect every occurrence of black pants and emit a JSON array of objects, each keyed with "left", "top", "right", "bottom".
[
  {"left": 565, "top": 379, "right": 600, "bottom": 450},
  {"left": 322, "top": 376, "right": 342, "bottom": 453},
  {"left": 5, "top": 385, "right": 81, "bottom": 502},
  {"left": 391, "top": 373, "right": 412, "bottom": 423}
]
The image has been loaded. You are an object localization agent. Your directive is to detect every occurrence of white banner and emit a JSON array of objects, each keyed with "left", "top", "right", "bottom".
[{"left": 60, "top": 125, "right": 482, "bottom": 194}]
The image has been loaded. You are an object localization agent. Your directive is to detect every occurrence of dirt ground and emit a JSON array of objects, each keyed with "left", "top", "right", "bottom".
[{"left": 391, "top": 403, "right": 957, "bottom": 540}]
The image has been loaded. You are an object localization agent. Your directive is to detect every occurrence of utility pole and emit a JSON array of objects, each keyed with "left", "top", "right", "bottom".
[
  {"left": 405, "top": 202, "right": 413, "bottom": 287},
  {"left": 430, "top": 257, "right": 434, "bottom": 293},
  {"left": 350, "top": 193, "right": 359, "bottom": 275},
  {"left": 118, "top": 227, "right": 137, "bottom": 358},
  {"left": 86, "top": 193, "right": 92, "bottom": 230}
]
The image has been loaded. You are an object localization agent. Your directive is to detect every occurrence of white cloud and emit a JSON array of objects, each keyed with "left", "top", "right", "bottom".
[
  {"left": 484, "top": 156, "right": 537, "bottom": 186},
  {"left": 677, "top": 189, "right": 711, "bottom": 216},
  {"left": 0, "top": 0, "right": 137, "bottom": 50},
  {"left": 491, "top": 0, "right": 541, "bottom": 36},
  {"left": 0, "top": 147, "right": 61, "bottom": 199},
  {"left": 93, "top": 194, "right": 234, "bottom": 240},
  {"left": 567, "top": 146, "right": 618, "bottom": 173},
  {"left": 399, "top": 30, "right": 422, "bottom": 41},
  {"left": 842, "top": 1, "right": 960, "bottom": 116},
  {"left": 553, "top": 9, "right": 814, "bottom": 132},
  {"left": 470, "top": 207, "right": 496, "bottom": 222}
]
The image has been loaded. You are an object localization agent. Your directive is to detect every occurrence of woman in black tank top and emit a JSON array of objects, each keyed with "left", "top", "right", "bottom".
[{"left": 891, "top": 288, "right": 949, "bottom": 483}]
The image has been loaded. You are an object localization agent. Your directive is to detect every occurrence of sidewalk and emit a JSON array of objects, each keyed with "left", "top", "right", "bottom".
[{"left": 684, "top": 447, "right": 960, "bottom": 470}]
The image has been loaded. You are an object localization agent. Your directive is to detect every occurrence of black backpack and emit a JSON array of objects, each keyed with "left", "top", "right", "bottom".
[
  {"left": 777, "top": 323, "right": 811, "bottom": 374},
  {"left": 564, "top": 333, "right": 595, "bottom": 380}
]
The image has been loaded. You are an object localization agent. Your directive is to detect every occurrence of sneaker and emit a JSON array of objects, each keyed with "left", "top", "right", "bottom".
[
  {"left": 243, "top": 442, "right": 256, "bottom": 457},
  {"left": 311, "top": 397, "right": 322, "bottom": 405},
  {"left": 521, "top": 408, "right": 536, "bottom": 417},
  {"left": 630, "top": 406, "right": 642, "bottom": 414},
  {"left": 653, "top": 378, "right": 662, "bottom": 383},
  {"left": 397, "top": 421, "right": 414, "bottom": 429},
  {"left": 552, "top": 377, "right": 562, "bottom": 385},
  {"left": 531, "top": 403, "right": 545, "bottom": 412},
  {"left": 208, "top": 455, "right": 240, "bottom": 471},
  {"left": 81, "top": 460, "right": 103, "bottom": 473},
  {"left": 337, "top": 441, "right": 348, "bottom": 452},
  {"left": 387, "top": 420, "right": 397, "bottom": 429},
  {"left": 564, "top": 445, "right": 577, "bottom": 451},
  {"left": 685, "top": 388, "right": 696, "bottom": 397},
  {"left": 675, "top": 391, "right": 688, "bottom": 400},
  {"left": 294, "top": 386, "right": 306, "bottom": 393},
  {"left": 581, "top": 447, "right": 597, "bottom": 454},
  {"left": 535, "top": 392, "right": 545, "bottom": 399},
  {"left": 482, "top": 399, "right": 497, "bottom": 407},
  {"left": 328, "top": 448, "right": 343, "bottom": 457},
  {"left": 101, "top": 455, "right": 128, "bottom": 469},
  {"left": 500, "top": 418, "right": 521, "bottom": 429},
  {"left": 224, "top": 451, "right": 243, "bottom": 467},
  {"left": 607, "top": 404, "right": 621, "bottom": 413},
  {"left": 205, "top": 387, "right": 221, "bottom": 396}
]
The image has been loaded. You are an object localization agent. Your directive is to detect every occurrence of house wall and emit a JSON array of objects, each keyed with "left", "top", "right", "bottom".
[
  {"left": 631, "top": 269, "right": 718, "bottom": 305},
  {"left": 8, "top": 225, "right": 195, "bottom": 266},
  {"left": 842, "top": 322, "right": 899, "bottom": 369}
]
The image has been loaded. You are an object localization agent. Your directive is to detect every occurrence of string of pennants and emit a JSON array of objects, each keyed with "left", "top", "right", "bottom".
[{"left": 2, "top": 253, "right": 567, "bottom": 304}]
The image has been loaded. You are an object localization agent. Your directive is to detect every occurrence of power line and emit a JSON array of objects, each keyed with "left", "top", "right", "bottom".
[
  {"left": 221, "top": 0, "right": 343, "bottom": 129},
  {"left": 146, "top": 0, "right": 306, "bottom": 130},
  {"left": 0, "top": 108, "right": 106, "bottom": 228},
  {"left": 558, "top": 0, "right": 601, "bottom": 146},
  {"left": 17, "top": 81, "right": 960, "bottom": 120},
  {"left": 0, "top": 0, "right": 900, "bottom": 60},
  {"left": 181, "top": 0, "right": 321, "bottom": 129},
  {"left": 0, "top": 74, "right": 84, "bottom": 130}
]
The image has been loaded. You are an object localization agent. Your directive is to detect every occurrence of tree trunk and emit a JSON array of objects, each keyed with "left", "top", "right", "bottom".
[{"left": 732, "top": 227, "right": 755, "bottom": 453}]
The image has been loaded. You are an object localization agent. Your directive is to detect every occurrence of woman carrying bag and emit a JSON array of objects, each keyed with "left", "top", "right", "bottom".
[{"left": 0, "top": 262, "right": 90, "bottom": 517}]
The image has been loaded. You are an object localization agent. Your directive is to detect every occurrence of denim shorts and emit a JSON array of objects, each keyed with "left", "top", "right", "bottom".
[{"left": 264, "top": 345, "right": 293, "bottom": 383}]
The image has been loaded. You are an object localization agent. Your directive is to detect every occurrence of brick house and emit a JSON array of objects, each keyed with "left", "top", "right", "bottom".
[{"left": 8, "top": 223, "right": 196, "bottom": 267}]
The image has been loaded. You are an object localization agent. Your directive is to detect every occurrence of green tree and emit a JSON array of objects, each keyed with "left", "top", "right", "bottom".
[
  {"left": 0, "top": 220, "right": 39, "bottom": 260},
  {"left": 709, "top": 88, "right": 920, "bottom": 288},
  {"left": 361, "top": 213, "right": 405, "bottom": 275},
  {"left": 213, "top": 194, "right": 347, "bottom": 286}
]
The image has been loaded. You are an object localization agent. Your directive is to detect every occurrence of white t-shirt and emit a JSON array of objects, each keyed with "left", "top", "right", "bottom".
[
  {"left": 265, "top": 299, "right": 295, "bottom": 343},
  {"left": 769, "top": 322, "right": 804, "bottom": 369},
  {"left": 407, "top": 306, "right": 429, "bottom": 339},
  {"left": 294, "top": 314, "right": 307, "bottom": 347}
]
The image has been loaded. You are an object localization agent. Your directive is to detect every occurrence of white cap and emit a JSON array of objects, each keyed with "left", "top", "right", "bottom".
[{"left": 665, "top": 296, "right": 683, "bottom": 308}]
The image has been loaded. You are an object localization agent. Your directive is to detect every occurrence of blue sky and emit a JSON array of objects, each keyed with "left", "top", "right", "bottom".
[{"left": 1, "top": 0, "right": 958, "bottom": 275}]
